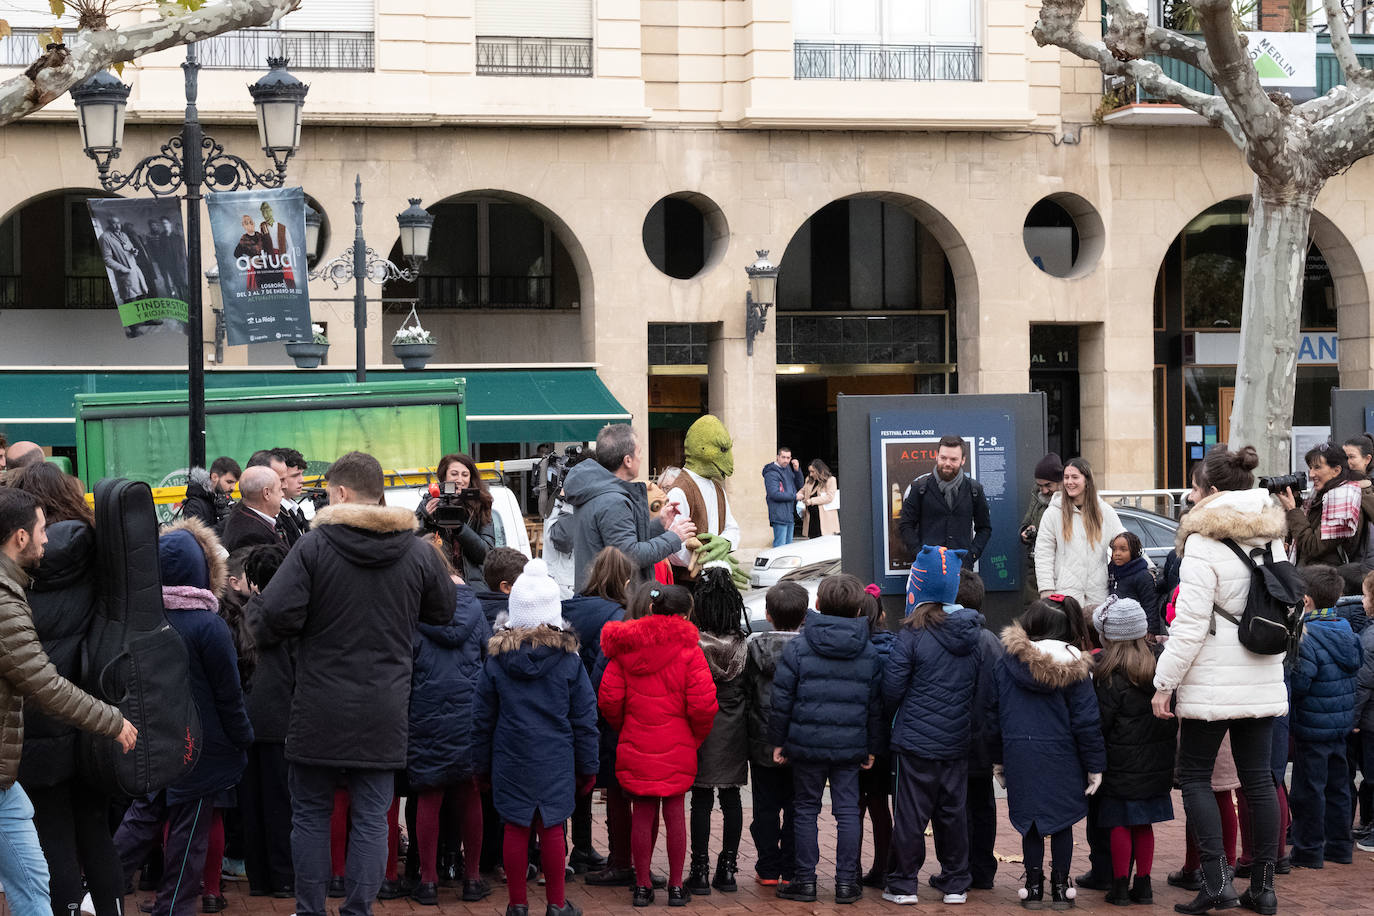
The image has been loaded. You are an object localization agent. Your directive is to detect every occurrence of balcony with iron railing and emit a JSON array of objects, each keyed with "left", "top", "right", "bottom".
[
  {"left": 0, "top": 27, "right": 373, "bottom": 71},
  {"left": 793, "top": 41, "right": 982, "bottom": 82},
  {"left": 476, "top": 36, "right": 593, "bottom": 77},
  {"left": 0, "top": 275, "right": 117, "bottom": 309}
]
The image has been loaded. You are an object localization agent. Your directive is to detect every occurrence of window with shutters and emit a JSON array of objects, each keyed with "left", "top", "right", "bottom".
[
  {"left": 199, "top": 0, "right": 376, "bottom": 72},
  {"left": 793, "top": 0, "right": 981, "bottom": 82},
  {"left": 475, "top": 0, "right": 593, "bottom": 77}
]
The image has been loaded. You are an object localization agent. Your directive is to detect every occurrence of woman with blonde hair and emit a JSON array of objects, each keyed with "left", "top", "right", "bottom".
[{"left": 1034, "top": 457, "right": 1125, "bottom": 606}]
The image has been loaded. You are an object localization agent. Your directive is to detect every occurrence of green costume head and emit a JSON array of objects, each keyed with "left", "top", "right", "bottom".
[{"left": 683, "top": 414, "right": 734, "bottom": 481}]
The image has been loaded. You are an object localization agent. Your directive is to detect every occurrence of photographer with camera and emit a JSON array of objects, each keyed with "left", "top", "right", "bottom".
[
  {"left": 417, "top": 453, "right": 498, "bottom": 584},
  {"left": 1276, "top": 444, "right": 1374, "bottom": 570}
]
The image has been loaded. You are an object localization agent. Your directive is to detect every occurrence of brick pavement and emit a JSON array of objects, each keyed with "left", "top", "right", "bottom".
[{"left": 134, "top": 792, "right": 1371, "bottom": 916}]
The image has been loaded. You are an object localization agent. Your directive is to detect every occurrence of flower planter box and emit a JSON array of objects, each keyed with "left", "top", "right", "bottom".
[
  {"left": 392, "top": 341, "right": 436, "bottom": 370},
  {"left": 285, "top": 341, "right": 329, "bottom": 368}
]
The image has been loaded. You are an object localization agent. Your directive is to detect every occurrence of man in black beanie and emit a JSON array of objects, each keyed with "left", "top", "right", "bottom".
[{"left": 1019, "top": 453, "right": 1064, "bottom": 604}]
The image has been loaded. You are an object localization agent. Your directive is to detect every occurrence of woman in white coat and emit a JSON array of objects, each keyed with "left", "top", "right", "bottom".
[
  {"left": 1151, "top": 445, "right": 1287, "bottom": 916},
  {"left": 1033, "top": 458, "right": 1124, "bottom": 606}
]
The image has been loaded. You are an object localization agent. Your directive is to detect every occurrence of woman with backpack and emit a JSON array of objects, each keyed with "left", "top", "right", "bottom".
[{"left": 1152, "top": 446, "right": 1289, "bottom": 916}]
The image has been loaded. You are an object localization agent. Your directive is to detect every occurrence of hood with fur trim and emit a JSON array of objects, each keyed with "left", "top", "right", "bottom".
[
  {"left": 699, "top": 631, "right": 747, "bottom": 682},
  {"left": 1174, "top": 488, "right": 1285, "bottom": 553},
  {"left": 600, "top": 613, "right": 701, "bottom": 675},
  {"left": 1000, "top": 621, "right": 1093, "bottom": 693},
  {"left": 487, "top": 624, "right": 580, "bottom": 681},
  {"left": 309, "top": 503, "right": 420, "bottom": 568},
  {"left": 162, "top": 517, "right": 227, "bottom": 599}
]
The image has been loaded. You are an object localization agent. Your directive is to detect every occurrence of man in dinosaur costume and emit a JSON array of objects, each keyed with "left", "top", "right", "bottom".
[{"left": 665, "top": 415, "right": 747, "bottom": 587}]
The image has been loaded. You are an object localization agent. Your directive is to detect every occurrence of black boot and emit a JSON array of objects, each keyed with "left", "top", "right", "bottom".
[
  {"left": 1129, "top": 875, "right": 1153, "bottom": 904},
  {"left": 568, "top": 847, "right": 608, "bottom": 875},
  {"left": 1050, "top": 870, "right": 1075, "bottom": 910},
  {"left": 1105, "top": 877, "right": 1131, "bottom": 907},
  {"left": 711, "top": 851, "right": 738, "bottom": 892},
  {"left": 1238, "top": 863, "right": 1277, "bottom": 916},
  {"left": 1173, "top": 858, "right": 1240, "bottom": 915},
  {"left": 685, "top": 854, "right": 712, "bottom": 896},
  {"left": 1168, "top": 870, "right": 1203, "bottom": 891},
  {"left": 1019, "top": 867, "right": 1045, "bottom": 910}
]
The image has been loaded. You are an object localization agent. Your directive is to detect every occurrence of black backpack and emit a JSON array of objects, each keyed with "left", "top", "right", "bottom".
[
  {"left": 1210, "top": 538, "right": 1304, "bottom": 656},
  {"left": 80, "top": 478, "right": 203, "bottom": 797}
]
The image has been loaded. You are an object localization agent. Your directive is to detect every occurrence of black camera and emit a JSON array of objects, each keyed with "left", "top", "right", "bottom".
[
  {"left": 428, "top": 481, "right": 482, "bottom": 528},
  {"left": 302, "top": 485, "right": 330, "bottom": 511},
  {"left": 1258, "top": 471, "right": 1307, "bottom": 495},
  {"left": 536, "top": 444, "right": 590, "bottom": 517}
]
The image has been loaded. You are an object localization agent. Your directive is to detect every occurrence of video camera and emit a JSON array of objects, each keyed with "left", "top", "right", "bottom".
[
  {"left": 427, "top": 480, "right": 483, "bottom": 528},
  {"left": 536, "top": 444, "right": 590, "bottom": 518},
  {"left": 302, "top": 486, "right": 330, "bottom": 511},
  {"left": 1258, "top": 471, "right": 1307, "bottom": 496}
]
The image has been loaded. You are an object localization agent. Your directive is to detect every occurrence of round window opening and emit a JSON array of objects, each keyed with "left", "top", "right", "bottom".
[
  {"left": 1023, "top": 193, "right": 1104, "bottom": 279},
  {"left": 642, "top": 192, "right": 728, "bottom": 280}
]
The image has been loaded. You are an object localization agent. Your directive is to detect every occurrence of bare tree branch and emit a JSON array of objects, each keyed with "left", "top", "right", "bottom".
[
  {"left": 1033, "top": 0, "right": 1243, "bottom": 145},
  {"left": 1103, "top": 0, "right": 1216, "bottom": 77},
  {"left": 1192, "top": 0, "right": 1291, "bottom": 179},
  {"left": 0, "top": 0, "right": 301, "bottom": 127},
  {"left": 1323, "top": 0, "right": 1374, "bottom": 89},
  {"left": 1311, "top": 87, "right": 1374, "bottom": 171},
  {"left": 1297, "top": 83, "right": 1363, "bottom": 121}
]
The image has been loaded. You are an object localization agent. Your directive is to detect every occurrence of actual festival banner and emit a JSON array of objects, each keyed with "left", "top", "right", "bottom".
[
  {"left": 868, "top": 408, "right": 1021, "bottom": 594},
  {"left": 207, "top": 187, "right": 311, "bottom": 346},
  {"left": 87, "top": 197, "right": 190, "bottom": 338}
]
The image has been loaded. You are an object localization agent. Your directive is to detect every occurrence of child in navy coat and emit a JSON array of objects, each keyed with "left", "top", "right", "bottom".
[
  {"left": 882, "top": 546, "right": 983, "bottom": 906},
  {"left": 993, "top": 595, "right": 1105, "bottom": 910},
  {"left": 1107, "top": 532, "right": 1156, "bottom": 618},
  {"left": 857, "top": 585, "right": 894, "bottom": 890},
  {"left": 472, "top": 559, "right": 599, "bottom": 916}
]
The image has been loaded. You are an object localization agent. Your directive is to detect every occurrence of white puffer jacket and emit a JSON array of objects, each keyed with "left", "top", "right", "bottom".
[
  {"left": 1154, "top": 488, "right": 1289, "bottom": 721},
  {"left": 1033, "top": 493, "right": 1125, "bottom": 605}
]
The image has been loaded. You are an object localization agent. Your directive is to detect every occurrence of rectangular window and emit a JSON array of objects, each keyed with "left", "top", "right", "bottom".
[
  {"left": 476, "top": 0, "right": 593, "bottom": 39},
  {"left": 794, "top": 0, "right": 977, "bottom": 44}
]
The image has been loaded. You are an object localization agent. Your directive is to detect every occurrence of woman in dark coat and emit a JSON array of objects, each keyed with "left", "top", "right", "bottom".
[
  {"left": 993, "top": 596, "right": 1105, "bottom": 909},
  {"left": 9, "top": 464, "right": 125, "bottom": 916},
  {"left": 472, "top": 559, "right": 598, "bottom": 916},
  {"left": 687, "top": 568, "right": 749, "bottom": 896},
  {"left": 416, "top": 453, "right": 499, "bottom": 584},
  {"left": 407, "top": 561, "right": 492, "bottom": 906}
]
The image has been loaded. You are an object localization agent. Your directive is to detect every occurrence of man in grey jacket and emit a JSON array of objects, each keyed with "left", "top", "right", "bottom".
[{"left": 563, "top": 424, "right": 695, "bottom": 593}]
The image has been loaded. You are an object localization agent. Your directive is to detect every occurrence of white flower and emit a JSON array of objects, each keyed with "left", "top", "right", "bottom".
[
  {"left": 311, "top": 323, "right": 325, "bottom": 335},
  {"left": 392, "top": 321, "right": 435, "bottom": 345}
]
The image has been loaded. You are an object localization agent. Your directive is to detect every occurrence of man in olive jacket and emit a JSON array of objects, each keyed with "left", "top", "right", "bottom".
[
  {"left": 259, "top": 451, "right": 454, "bottom": 916},
  {"left": 0, "top": 488, "right": 137, "bottom": 916}
]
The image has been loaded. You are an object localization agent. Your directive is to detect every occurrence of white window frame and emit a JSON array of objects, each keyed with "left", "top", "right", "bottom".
[{"left": 793, "top": 0, "right": 979, "bottom": 45}]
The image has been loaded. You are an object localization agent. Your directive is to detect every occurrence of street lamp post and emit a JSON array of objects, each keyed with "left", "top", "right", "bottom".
[
  {"left": 307, "top": 175, "right": 434, "bottom": 382},
  {"left": 71, "top": 48, "right": 308, "bottom": 469},
  {"left": 744, "top": 249, "right": 779, "bottom": 356}
]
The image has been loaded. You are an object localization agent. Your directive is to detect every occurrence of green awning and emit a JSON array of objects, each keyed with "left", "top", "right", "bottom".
[{"left": 463, "top": 370, "right": 632, "bottom": 442}]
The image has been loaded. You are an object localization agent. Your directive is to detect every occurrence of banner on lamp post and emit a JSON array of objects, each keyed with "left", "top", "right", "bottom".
[
  {"left": 87, "top": 197, "right": 190, "bottom": 338},
  {"left": 207, "top": 186, "right": 311, "bottom": 346}
]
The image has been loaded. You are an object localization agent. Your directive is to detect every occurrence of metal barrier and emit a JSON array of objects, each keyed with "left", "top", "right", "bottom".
[{"left": 1100, "top": 489, "right": 1191, "bottom": 520}]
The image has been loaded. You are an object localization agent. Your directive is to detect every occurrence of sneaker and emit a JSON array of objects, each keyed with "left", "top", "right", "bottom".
[
  {"left": 1358, "top": 838, "right": 1374, "bottom": 853},
  {"left": 943, "top": 893, "right": 968, "bottom": 905},
  {"left": 221, "top": 858, "right": 247, "bottom": 879},
  {"left": 882, "top": 890, "right": 920, "bottom": 905}
]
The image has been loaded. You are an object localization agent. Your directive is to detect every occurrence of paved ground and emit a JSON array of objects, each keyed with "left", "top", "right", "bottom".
[{"left": 120, "top": 792, "right": 1372, "bottom": 916}]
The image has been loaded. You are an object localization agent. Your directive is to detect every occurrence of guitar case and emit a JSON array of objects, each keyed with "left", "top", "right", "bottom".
[{"left": 80, "top": 478, "right": 202, "bottom": 797}]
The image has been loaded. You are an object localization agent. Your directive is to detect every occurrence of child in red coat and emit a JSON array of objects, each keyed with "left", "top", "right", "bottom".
[{"left": 599, "top": 584, "right": 718, "bottom": 906}]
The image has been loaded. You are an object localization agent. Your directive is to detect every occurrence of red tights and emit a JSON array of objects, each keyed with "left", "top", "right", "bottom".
[
  {"left": 1110, "top": 825, "right": 1156, "bottom": 878},
  {"left": 202, "top": 808, "right": 225, "bottom": 896},
  {"left": 1237, "top": 781, "right": 1290, "bottom": 864},
  {"left": 418, "top": 783, "right": 483, "bottom": 883},
  {"left": 631, "top": 794, "right": 685, "bottom": 889},
  {"left": 1184, "top": 790, "right": 1238, "bottom": 871},
  {"left": 503, "top": 817, "right": 565, "bottom": 907},
  {"left": 330, "top": 788, "right": 349, "bottom": 878}
]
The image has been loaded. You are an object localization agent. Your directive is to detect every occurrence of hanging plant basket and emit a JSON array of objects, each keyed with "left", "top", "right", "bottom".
[
  {"left": 285, "top": 341, "right": 329, "bottom": 369},
  {"left": 392, "top": 341, "right": 436, "bottom": 370}
]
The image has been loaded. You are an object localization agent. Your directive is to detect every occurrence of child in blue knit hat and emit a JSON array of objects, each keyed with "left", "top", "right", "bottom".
[{"left": 882, "top": 546, "right": 985, "bottom": 905}]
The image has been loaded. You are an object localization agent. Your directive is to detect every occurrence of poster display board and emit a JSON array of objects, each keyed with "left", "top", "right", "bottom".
[
  {"left": 87, "top": 197, "right": 190, "bottom": 337},
  {"left": 207, "top": 186, "right": 311, "bottom": 346}
]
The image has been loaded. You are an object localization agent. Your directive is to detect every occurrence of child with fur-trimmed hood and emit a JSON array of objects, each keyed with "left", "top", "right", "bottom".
[
  {"left": 991, "top": 595, "right": 1106, "bottom": 910},
  {"left": 472, "top": 558, "right": 598, "bottom": 916}
]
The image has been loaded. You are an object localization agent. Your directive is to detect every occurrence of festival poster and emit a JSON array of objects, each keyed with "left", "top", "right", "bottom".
[
  {"left": 207, "top": 187, "right": 311, "bottom": 346},
  {"left": 869, "top": 409, "right": 1019, "bottom": 594},
  {"left": 86, "top": 197, "right": 190, "bottom": 338}
]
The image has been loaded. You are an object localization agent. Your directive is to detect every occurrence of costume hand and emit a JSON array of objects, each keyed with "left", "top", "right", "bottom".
[
  {"left": 1151, "top": 690, "right": 1174, "bottom": 719},
  {"left": 1276, "top": 489, "right": 1297, "bottom": 511},
  {"left": 117, "top": 719, "right": 138, "bottom": 753},
  {"left": 860, "top": 755, "right": 875, "bottom": 771},
  {"left": 577, "top": 774, "right": 596, "bottom": 796},
  {"left": 993, "top": 765, "right": 1006, "bottom": 789},
  {"left": 772, "top": 748, "right": 787, "bottom": 765},
  {"left": 1085, "top": 773, "right": 1103, "bottom": 796},
  {"left": 694, "top": 532, "right": 732, "bottom": 564}
]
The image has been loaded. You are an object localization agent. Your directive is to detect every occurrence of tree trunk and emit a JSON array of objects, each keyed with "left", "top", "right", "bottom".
[{"left": 1227, "top": 180, "right": 1322, "bottom": 475}]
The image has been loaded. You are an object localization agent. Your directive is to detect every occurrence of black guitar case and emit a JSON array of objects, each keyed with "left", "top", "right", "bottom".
[{"left": 80, "top": 478, "right": 202, "bottom": 797}]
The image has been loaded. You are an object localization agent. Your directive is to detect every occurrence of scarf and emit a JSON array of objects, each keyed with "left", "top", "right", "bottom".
[
  {"left": 1310, "top": 481, "right": 1362, "bottom": 541},
  {"left": 935, "top": 470, "right": 965, "bottom": 511}
]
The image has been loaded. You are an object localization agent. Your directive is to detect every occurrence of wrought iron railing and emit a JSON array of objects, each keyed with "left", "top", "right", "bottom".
[
  {"left": 198, "top": 30, "right": 374, "bottom": 71},
  {"left": 794, "top": 41, "right": 982, "bottom": 81},
  {"left": 66, "top": 276, "right": 117, "bottom": 309},
  {"left": 0, "top": 275, "right": 20, "bottom": 308},
  {"left": 476, "top": 36, "right": 593, "bottom": 77},
  {"left": 0, "top": 29, "right": 45, "bottom": 67},
  {"left": 775, "top": 312, "right": 948, "bottom": 365},
  {"left": 415, "top": 275, "right": 563, "bottom": 309}
]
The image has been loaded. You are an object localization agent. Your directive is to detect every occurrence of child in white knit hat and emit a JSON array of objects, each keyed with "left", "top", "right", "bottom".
[{"left": 472, "top": 559, "right": 600, "bottom": 916}]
